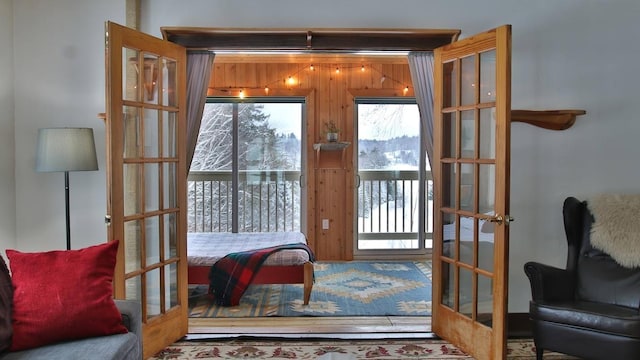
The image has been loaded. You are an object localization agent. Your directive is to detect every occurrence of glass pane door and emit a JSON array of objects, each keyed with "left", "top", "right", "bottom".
[
  {"left": 188, "top": 99, "right": 305, "bottom": 233},
  {"left": 432, "top": 25, "right": 511, "bottom": 360},
  {"left": 355, "top": 99, "right": 430, "bottom": 257},
  {"left": 106, "top": 21, "right": 187, "bottom": 358}
]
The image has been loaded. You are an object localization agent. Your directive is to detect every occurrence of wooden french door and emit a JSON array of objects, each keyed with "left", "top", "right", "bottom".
[
  {"left": 432, "top": 25, "right": 512, "bottom": 360},
  {"left": 105, "top": 21, "right": 188, "bottom": 358}
]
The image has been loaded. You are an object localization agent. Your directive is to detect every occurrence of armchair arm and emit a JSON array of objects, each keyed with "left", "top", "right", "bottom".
[
  {"left": 115, "top": 299, "right": 142, "bottom": 357},
  {"left": 524, "top": 261, "right": 575, "bottom": 302}
]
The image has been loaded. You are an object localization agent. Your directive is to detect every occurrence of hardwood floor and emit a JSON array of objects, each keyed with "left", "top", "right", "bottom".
[{"left": 187, "top": 316, "right": 432, "bottom": 339}]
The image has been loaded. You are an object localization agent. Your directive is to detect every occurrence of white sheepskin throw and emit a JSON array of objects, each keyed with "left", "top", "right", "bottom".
[{"left": 588, "top": 194, "right": 640, "bottom": 268}]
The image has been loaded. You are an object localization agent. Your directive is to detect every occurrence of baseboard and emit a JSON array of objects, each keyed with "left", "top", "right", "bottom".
[{"left": 508, "top": 312, "right": 532, "bottom": 338}]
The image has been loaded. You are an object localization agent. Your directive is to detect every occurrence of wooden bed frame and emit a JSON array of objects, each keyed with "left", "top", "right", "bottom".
[
  {"left": 187, "top": 230, "right": 315, "bottom": 306},
  {"left": 188, "top": 262, "right": 314, "bottom": 304}
]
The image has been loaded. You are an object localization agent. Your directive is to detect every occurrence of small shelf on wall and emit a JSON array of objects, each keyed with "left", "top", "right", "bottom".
[
  {"left": 511, "top": 110, "right": 586, "bottom": 130},
  {"left": 313, "top": 142, "right": 350, "bottom": 168}
]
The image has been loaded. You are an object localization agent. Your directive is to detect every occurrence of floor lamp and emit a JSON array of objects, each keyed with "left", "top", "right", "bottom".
[{"left": 36, "top": 128, "right": 99, "bottom": 250}]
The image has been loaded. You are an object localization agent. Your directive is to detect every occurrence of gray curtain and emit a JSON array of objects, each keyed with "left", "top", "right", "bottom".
[
  {"left": 186, "top": 51, "right": 216, "bottom": 172},
  {"left": 407, "top": 52, "right": 434, "bottom": 167}
]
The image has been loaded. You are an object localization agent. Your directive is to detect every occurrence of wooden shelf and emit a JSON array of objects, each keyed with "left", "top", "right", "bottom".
[
  {"left": 313, "top": 142, "right": 350, "bottom": 151},
  {"left": 313, "top": 142, "right": 350, "bottom": 168},
  {"left": 511, "top": 110, "right": 586, "bottom": 131}
]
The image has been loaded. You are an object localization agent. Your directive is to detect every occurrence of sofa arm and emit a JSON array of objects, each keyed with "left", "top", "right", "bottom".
[
  {"left": 114, "top": 299, "right": 142, "bottom": 357},
  {"left": 524, "top": 261, "right": 575, "bottom": 302}
]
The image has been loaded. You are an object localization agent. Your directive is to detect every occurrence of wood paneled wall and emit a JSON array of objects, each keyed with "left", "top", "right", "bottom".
[{"left": 208, "top": 55, "right": 415, "bottom": 260}]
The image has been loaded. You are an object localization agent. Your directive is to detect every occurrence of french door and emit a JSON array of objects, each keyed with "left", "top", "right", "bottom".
[
  {"left": 104, "top": 21, "right": 188, "bottom": 358},
  {"left": 432, "top": 25, "right": 512, "bottom": 360}
]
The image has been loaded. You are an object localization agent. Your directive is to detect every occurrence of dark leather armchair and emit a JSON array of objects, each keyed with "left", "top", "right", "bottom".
[{"left": 524, "top": 196, "right": 640, "bottom": 360}]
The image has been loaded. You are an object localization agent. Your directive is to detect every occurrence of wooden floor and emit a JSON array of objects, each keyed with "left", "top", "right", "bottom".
[{"left": 188, "top": 316, "right": 432, "bottom": 339}]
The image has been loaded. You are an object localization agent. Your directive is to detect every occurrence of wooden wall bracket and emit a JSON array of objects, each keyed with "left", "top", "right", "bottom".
[{"left": 511, "top": 110, "right": 586, "bottom": 131}]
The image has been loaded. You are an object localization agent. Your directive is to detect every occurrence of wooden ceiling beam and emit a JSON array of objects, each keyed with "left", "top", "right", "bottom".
[{"left": 161, "top": 27, "right": 461, "bottom": 51}]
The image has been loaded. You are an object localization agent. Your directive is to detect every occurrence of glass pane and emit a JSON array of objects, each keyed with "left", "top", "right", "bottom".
[
  {"left": 123, "top": 106, "right": 141, "bottom": 159},
  {"left": 123, "top": 47, "right": 140, "bottom": 102},
  {"left": 459, "top": 267, "right": 474, "bottom": 318},
  {"left": 459, "top": 216, "right": 475, "bottom": 265},
  {"left": 356, "top": 102, "right": 420, "bottom": 250},
  {"left": 478, "top": 164, "right": 495, "bottom": 215},
  {"left": 442, "top": 61, "right": 457, "bottom": 108},
  {"left": 164, "top": 163, "right": 177, "bottom": 209},
  {"left": 442, "top": 212, "right": 456, "bottom": 258},
  {"left": 165, "top": 263, "right": 178, "bottom": 308},
  {"left": 461, "top": 110, "right": 475, "bottom": 159},
  {"left": 240, "top": 102, "right": 303, "bottom": 232},
  {"left": 124, "top": 220, "right": 141, "bottom": 273},
  {"left": 146, "top": 216, "right": 160, "bottom": 265},
  {"left": 460, "top": 55, "right": 476, "bottom": 106},
  {"left": 125, "top": 276, "right": 141, "bottom": 302},
  {"left": 478, "top": 274, "right": 494, "bottom": 327},
  {"left": 163, "top": 57, "right": 177, "bottom": 107},
  {"left": 441, "top": 260, "right": 455, "bottom": 309},
  {"left": 191, "top": 103, "right": 233, "bottom": 171},
  {"left": 163, "top": 111, "right": 177, "bottom": 158},
  {"left": 164, "top": 213, "right": 178, "bottom": 259},
  {"left": 479, "top": 108, "right": 495, "bottom": 159},
  {"left": 144, "top": 109, "right": 159, "bottom": 158},
  {"left": 480, "top": 50, "right": 496, "bottom": 103},
  {"left": 145, "top": 163, "right": 159, "bottom": 212},
  {"left": 142, "top": 53, "right": 159, "bottom": 105},
  {"left": 442, "top": 163, "right": 455, "bottom": 208},
  {"left": 442, "top": 112, "right": 456, "bottom": 158},
  {"left": 123, "top": 164, "right": 141, "bottom": 217},
  {"left": 460, "top": 163, "right": 474, "bottom": 212},
  {"left": 478, "top": 223, "right": 494, "bottom": 273},
  {"left": 146, "top": 268, "right": 160, "bottom": 318}
]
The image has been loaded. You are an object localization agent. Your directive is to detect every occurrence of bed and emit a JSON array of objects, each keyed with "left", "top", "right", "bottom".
[{"left": 187, "top": 231, "right": 314, "bottom": 305}]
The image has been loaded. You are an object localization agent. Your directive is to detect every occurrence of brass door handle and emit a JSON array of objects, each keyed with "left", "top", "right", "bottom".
[{"left": 488, "top": 214, "right": 514, "bottom": 225}]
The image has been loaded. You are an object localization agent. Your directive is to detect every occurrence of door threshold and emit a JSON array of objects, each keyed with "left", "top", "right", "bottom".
[{"left": 188, "top": 316, "right": 431, "bottom": 339}]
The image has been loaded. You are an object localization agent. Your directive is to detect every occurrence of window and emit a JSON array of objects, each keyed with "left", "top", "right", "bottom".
[{"left": 188, "top": 98, "right": 305, "bottom": 233}]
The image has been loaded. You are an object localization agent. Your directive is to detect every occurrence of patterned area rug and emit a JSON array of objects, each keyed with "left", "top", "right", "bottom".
[
  {"left": 189, "top": 261, "right": 431, "bottom": 317},
  {"left": 149, "top": 338, "right": 577, "bottom": 359}
]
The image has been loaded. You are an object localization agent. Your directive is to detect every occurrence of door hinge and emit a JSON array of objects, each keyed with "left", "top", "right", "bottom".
[{"left": 104, "top": 215, "right": 112, "bottom": 226}]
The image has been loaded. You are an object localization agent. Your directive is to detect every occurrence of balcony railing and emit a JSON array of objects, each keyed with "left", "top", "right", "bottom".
[
  {"left": 187, "top": 170, "right": 433, "bottom": 248},
  {"left": 188, "top": 170, "right": 301, "bottom": 233},
  {"left": 357, "top": 170, "right": 433, "bottom": 250}
]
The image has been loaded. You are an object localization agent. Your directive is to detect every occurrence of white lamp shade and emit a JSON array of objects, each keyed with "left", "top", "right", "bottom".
[{"left": 36, "top": 128, "right": 99, "bottom": 172}]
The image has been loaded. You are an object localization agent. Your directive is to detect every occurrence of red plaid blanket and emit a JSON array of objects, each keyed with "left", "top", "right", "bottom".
[{"left": 208, "top": 243, "right": 315, "bottom": 306}]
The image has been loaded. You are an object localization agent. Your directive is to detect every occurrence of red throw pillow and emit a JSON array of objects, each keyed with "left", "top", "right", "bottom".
[{"left": 6, "top": 241, "right": 127, "bottom": 351}]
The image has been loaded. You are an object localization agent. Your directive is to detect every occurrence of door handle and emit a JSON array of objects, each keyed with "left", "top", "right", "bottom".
[
  {"left": 488, "top": 214, "right": 514, "bottom": 225},
  {"left": 356, "top": 174, "right": 361, "bottom": 188}
]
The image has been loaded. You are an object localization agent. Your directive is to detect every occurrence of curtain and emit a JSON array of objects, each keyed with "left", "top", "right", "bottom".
[
  {"left": 185, "top": 51, "right": 216, "bottom": 172},
  {"left": 407, "top": 52, "right": 434, "bottom": 167}
]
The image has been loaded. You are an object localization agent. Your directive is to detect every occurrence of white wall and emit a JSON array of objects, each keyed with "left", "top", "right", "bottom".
[
  {"left": 12, "top": 0, "right": 125, "bottom": 252},
  {"left": 7, "top": 0, "right": 640, "bottom": 312},
  {"left": 0, "top": 0, "right": 16, "bottom": 255}
]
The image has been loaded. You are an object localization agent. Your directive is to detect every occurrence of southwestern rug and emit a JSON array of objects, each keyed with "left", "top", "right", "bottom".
[
  {"left": 189, "top": 261, "right": 431, "bottom": 317},
  {"left": 149, "top": 338, "right": 577, "bottom": 359}
]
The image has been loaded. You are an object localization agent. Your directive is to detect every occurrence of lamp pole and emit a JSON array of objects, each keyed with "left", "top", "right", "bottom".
[{"left": 64, "top": 171, "right": 71, "bottom": 250}]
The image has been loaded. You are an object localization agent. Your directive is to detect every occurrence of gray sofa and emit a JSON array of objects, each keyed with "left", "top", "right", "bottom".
[{"left": 0, "top": 299, "right": 142, "bottom": 360}]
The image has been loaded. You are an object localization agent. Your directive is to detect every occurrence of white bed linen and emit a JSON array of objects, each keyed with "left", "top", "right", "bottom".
[{"left": 187, "top": 231, "right": 310, "bottom": 267}]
